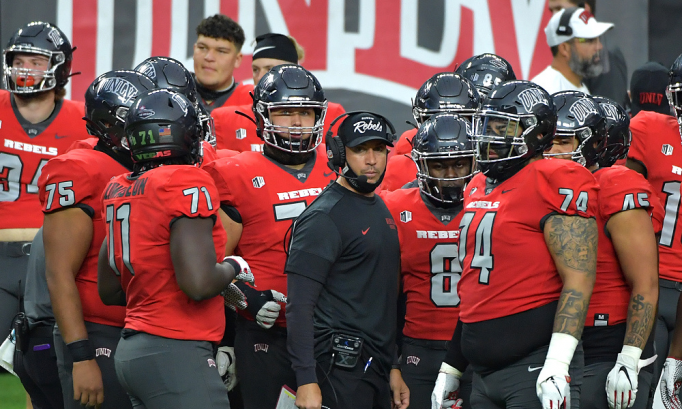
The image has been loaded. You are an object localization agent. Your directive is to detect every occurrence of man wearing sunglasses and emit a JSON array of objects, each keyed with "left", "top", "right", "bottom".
[{"left": 532, "top": 6, "right": 613, "bottom": 95}]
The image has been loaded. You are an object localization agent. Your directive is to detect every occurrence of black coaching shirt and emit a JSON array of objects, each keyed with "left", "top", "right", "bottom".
[{"left": 285, "top": 182, "right": 401, "bottom": 380}]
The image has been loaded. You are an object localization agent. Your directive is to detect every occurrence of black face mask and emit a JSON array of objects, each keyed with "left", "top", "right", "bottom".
[
  {"left": 263, "top": 144, "right": 314, "bottom": 166},
  {"left": 343, "top": 165, "right": 385, "bottom": 194}
]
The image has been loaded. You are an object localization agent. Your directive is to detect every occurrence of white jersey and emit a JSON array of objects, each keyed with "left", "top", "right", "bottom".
[{"left": 531, "top": 65, "right": 590, "bottom": 95}]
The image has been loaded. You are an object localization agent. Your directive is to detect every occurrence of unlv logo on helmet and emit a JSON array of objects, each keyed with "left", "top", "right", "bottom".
[
  {"left": 517, "top": 88, "right": 548, "bottom": 112},
  {"left": 137, "top": 63, "right": 156, "bottom": 80},
  {"left": 97, "top": 77, "right": 139, "bottom": 104},
  {"left": 569, "top": 98, "right": 598, "bottom": 126},
  {"left": 600, "top": 103, "right": 619, "bottom": 122}
]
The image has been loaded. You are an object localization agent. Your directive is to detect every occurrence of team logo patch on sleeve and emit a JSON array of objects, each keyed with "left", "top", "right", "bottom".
[
  {"left": 252, "top": 176, "right": 265, "bottom": 188},
  {"left": 400, "top": 210, "right": 412, "bottom": 223},
  {"left": 663, "top": 144, "right": 674, "bottom": 156},
  {"left": 236, "top": 128, "right": 247, "bottom": 140}
]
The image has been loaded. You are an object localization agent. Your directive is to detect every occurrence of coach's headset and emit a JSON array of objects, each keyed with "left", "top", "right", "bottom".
[
  {"left": 325, "top": 110, "right": 397, "bottom": 171},
  {"left": 556, "top": 7, "right": 579, "bottom": 37}
]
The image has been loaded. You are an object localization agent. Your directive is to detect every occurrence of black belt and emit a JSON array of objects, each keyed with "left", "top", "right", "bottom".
[
  {"left": 403, "top": 336, "right": 450, "bottom": 351},
  {"left": 29, "top": 324, "right": 55, "bottom": 338},
  {"left": 0, "top": 241, "right": 31, "bottom": 257},
  {"left": 659, "top": 278, "right": 682, "bottom": 291}
]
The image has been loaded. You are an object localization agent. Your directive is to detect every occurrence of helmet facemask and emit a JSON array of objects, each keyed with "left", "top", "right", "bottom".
[
  {"left": 413, "top": 150, "right": 475, "bottom": 204},
  {"left": 255, "top": 100, "right": 327, "bottom": 154},
  {"left": 667, "top": 84, "right": 682, "bottom": 142},
  {"left": 544, "top": 127, "right": 601, "bottom": 167},
  {"left": 3, "top": 47, "right": 66, "bottom": 94},
  {"left": 474, "top": 111, "right": 538, "bottom": 179}
]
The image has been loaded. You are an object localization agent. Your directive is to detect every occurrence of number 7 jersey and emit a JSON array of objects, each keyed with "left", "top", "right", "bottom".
[{"left": 457, "top": 159, "right": 599, "bottom": 323}]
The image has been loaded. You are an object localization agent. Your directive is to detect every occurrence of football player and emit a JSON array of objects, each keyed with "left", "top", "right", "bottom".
[
  {"left": 192, "top": 14, "right": 252, "bottom": 111},
  {"left": 96, "top": 88, "right": 252, "bottom": 409},
  {"left": 212, "top": 33, "right": 345, "bottom": 153},
  {"left": 546, "top": 92, "right": 660, "bottom": 409},
  {"left": 632, "top": 53, "right": 682, "bottom": 407},
  {"left": 382, "top": 113, "right": 475, "bottom": 409},
  {"left": 134, "top": 56, "right": 237, "bottom": 163},
  {"left": 432, "top": 81, "right": 598, "bottom": 409},
  {"left": 455, "top": 53, "right": 517, "bottom": 98},
  {"left": 203, "top": 64, "right": 336, "bottom": 409},
  {"left": 382, "top": 73, "right": 480, "bottom": 192},
  {"left": 0, "top": 21, "right": 90, "bottom": 352},
  {"left": 39, "top": 70, "right": 156, "bottom": 409}
]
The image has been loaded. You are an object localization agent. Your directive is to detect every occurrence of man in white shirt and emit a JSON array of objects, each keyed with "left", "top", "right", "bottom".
[{"left": 532, "top": 7, "right": 613, "bottom": 95}]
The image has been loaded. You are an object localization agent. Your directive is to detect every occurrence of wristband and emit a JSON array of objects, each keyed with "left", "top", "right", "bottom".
[
  {"left": 439, "top": 362, "right": 463, "bottom": 378},
  {"left": 223, "top": 258, "right": 241, "bottom": 274},
  {"left": 621, "top": 345, "right": 643, "bottom": 362},
  {"left": 67, "top": 339, "right": 95, "bottom": 362},
  {"left": 545, "top": 333, "right": 579, "bottom": 367}
]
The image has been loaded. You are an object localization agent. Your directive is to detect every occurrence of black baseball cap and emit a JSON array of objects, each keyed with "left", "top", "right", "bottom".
[
  {"left": 337, "top": 112, "right": 394, "bottom": 148},
  {"left": 630, "top": 61, "right": 671, "bottom": 117}
]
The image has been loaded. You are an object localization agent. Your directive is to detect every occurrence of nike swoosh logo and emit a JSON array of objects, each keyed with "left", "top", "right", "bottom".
[
  {"left": 55, "top": 134, "right": 69, "bottom": 139},
  {"left": 528, "top": 366, "right": 542, "bottom": 372},
  {"left": 502, "top": 189, "right": 515, "bottom": 194},
  {"left": 362, "top": 228, "right": 370, "bottom": 235},
  {"left": 253, "top": 45, "right": 276, "bottom": 55},
  {"left": 323, "top": 171, "right": 334, "bottom": 178}
]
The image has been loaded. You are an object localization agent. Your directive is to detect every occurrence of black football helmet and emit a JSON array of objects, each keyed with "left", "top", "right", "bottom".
[
  {"left": 253, "top": 64, "right": 327, "bottom": 153},
  {"left": 134, "top": 57, "right": 215, "bottom": 147},
  {"left": 455, "top": 54, "right": 516, "bottom": 97},
  {"left": 474, "top": 81, "right": 556, "bottom": 181},
  {"left": 84, "top": 70, "right": 157, "bottom": 149},
  {"left": 412, "top": 72, "right": 480, "bottom": 126},
  {"left": 547, "top": 91, "right": 607, "bottom": 168},
  {"left": 668, "top": 53, "right": 682, "bottom": 138},
  {"left": 592, "top": 96, "right": 630, "bottom": 167},
  {"left": 124, "top": 89, "right": 203, "bottom": 166},
  {"left": 3, "top": 21, "right": 75, "bottom": 94},
  {"left": 412, "top": 113, "right": 475, "bottom": 205}
]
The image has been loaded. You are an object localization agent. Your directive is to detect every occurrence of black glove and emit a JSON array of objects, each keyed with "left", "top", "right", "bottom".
[{"left": 234, "top": 282, "right": 286, "bottom": 329}]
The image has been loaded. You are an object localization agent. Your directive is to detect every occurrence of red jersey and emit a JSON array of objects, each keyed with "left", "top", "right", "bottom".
[
  {"left": 67, "top": 137, "right": 98, "bottom": 152},
  {"left": 381, "top": 154, "right": 417, "bottom": 192},
  {"left": 387, "top": 128, "right": 417, "bottom": 162},
  {"left": 200, "top": 82, "right": 254, "bottom": 113},
  {"left": 212, "top": 102, "right": 346, "bottom": 152},
  {"left": 0, "top": 91, "right": 91, "bottom": 229},
  {"left": 458, "top": 159, "right": 599, "bottom": 323},
  {"left": 629, "top": 111, "right": 682, "bottom": 281},
  {"left": 587, "top": 165, "right": 662, "bottom": 326},
  {"left": 38, "top": 147, "right": 128, "bottom": 327},
  {"left": 203, "top": 148, "right": 336, "bottom": 326},
  {"left": 101, "top": 166, "right": 226, "bottom": 342},
  {"left": 382, "top": 187, "right": 462, "bottom": 340}
]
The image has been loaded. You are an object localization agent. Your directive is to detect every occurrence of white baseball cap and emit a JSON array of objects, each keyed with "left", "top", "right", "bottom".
[{"left": 545, "top": 7, "right": 614, "bottom": 47}]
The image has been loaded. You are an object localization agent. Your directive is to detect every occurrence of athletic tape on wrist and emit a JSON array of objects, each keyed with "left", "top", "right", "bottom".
[{"left": 66, "top": 339, "right": 95, "bottom": 362}]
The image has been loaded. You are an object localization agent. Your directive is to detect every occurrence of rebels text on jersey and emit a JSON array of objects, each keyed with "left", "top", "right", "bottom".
[
  {"left": 587, "top": 165, "right": 663, "bottom": 327},
  {"left": 382, "top": 187, "right": 462, "bottom": 340},
  {"left": 629, "top": 111, "right": 682, "bottom": 281},
  {"left": 38, "top": 147, "right": 128, "bottom": 327},
  {"left": 0, "top": 90, "right": 90, "bottom": 229},
  {"left": 203, "top": 147, "right": 336, "bottom": 326},
  {"left": 458, "top": 159, "right": 599, "bottom": 323},
  {"left": 101, "top": 166, "right": 227, "bottom": 342}
]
